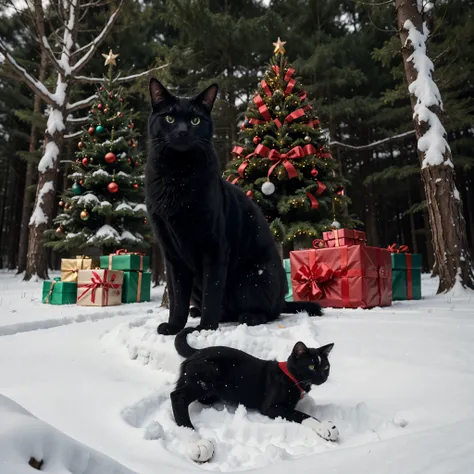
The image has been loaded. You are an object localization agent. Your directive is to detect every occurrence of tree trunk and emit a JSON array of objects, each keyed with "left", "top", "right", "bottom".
[
  {"left": 395, "top": 0, "right": 474, "bottom": 291},
  {"left": 407, "top": 192, "right": 418, "bottom": 254},
  {"left": 0, "top": 154, "right": 11, "bottom": 269}
]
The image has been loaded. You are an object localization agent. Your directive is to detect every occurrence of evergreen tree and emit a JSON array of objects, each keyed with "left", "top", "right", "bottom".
[
  {"left": 223, "top": 40, "right": 353, "bottom": 247},
  {"left": 44, "top": 58, "right": 150, "bottom": 253}
]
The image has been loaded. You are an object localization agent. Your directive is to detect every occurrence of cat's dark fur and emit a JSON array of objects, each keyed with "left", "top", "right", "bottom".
[
  {"left": 172, "top": 327, "right": 334, "bottom": 430},
  {"left": 145, "top": 79, "right": 322, "bottom": 336}
]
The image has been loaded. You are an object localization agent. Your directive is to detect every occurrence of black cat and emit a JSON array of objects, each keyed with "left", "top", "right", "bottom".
[
  {"left": 172, "top": 327, "right": 338, "bottom": 462},
  {"left": 145, "top": 79, "right": 322, "bottom": 336}
]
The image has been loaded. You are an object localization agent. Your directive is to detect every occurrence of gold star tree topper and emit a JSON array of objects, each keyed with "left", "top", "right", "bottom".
[
  {"left": 102, "top": 49, "right": 119, "bottom": 66},
  {"left": 273, "top": 37, "right": 286, "bottom": 55}
]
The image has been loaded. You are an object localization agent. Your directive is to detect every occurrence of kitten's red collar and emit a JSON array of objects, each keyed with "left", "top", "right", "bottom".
[{"left": 278, "top": 362, "right": 305, "bottom": 398}]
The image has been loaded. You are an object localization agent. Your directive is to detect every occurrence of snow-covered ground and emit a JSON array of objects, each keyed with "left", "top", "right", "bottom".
[{"left": 0, "top": 270, "right": 473, "bottom": 473}]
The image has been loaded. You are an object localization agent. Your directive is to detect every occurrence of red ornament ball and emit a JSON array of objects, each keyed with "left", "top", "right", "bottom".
[
  {"left": 119, "top": 98, "right": 124, "bottom": 102},
  {"left": 99, "top": 87, "right": 103, "bottom": 91},
  {"left": 253, "top": 136, "right": 261, "bottom": 144},
  {"left": 88, "top": 126, "right": 95, "bottom": 135},
  {"left": 109, "top": 94, "right": 113, "bottom": 99},
  {"left": 82, "top": 157, "right": 89, "bottom": 167},
  {"left": 128, "top": 122, "right": 134, "bottom": 129},
  {"left": 104, "top": 108, "right": 109, "bottom": 114},
  {"left": 97, "top": 103, "right": 103, "bottom": 109},
  {"left": 79, "top": 180, "right": 83, "bottom": 185},
  {"left": 127, "top": 158, "right": 131, "bottom": 164},
  {"left": 132, "top": 183, "right": 139, "bottom": 189},
  {"left": 144, "top": 218, "right": 147, "bottom": 224},
  {"left": 78, "top": 141, "right": 85, "bottom": 149},
  {"left": 107, "top": 182, "right": 119, "bottom": 193},
  {"left": 58, "top": 200, "right": 64, "bottom": 207},
  {"left": 119, "top": 113, "right": 123, "bottom": 118},
  {"left": 246, "top": 190, "right": 253, "bottom": 198},
  {"left": 311, "top": 168, "right": 318, "bottom": 177},
  {"left": 90, "top": 109, "right": 94, "bottom": 114},
  {"left": 335, "top": 185, "right": 345, "bottom": 196},
  {"left": 105, "top": 152, "right": 116, "bottom": 164}
]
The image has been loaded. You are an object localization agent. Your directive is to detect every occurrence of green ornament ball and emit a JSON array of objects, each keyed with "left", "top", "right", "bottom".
[
  {"left": 72, "top": 182, "right": 84, "bottom": 195},
  {"left": 96, "top": 125, "right": 105, "bottom": 134}
]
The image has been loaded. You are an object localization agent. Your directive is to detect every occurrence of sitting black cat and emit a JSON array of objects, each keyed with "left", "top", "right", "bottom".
[
  {"left": 145, "top": 79, "right": 322, "bottom": 336},
  {"left": 171, "top": 327, "right": 338, "bottom": 462}
]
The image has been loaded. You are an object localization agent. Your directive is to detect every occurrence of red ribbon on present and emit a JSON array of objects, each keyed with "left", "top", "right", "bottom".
[
  {"left": 237, "top": 144, "right": 270, "bottom": 178},
  {"left": 306, "top": 192, "right": 319, "bottom": 209},
  {"left": 284, "top": 108, "right": 306, "bottom": 124},
  {"left": 77, "top": 270, "right": 121, "bottom": 305},
  {"left": 294, "top": 261, "right": 334, "bottom": 300},
  {"left": 387, "top": 244, "right": 409, "bottom": 253},
  {"left": 261, "top": 80, "right": 272, "bottom": 97},
  {"left": 254, "top": 94, "right": 272, "bottom": 122},
  {"left": 268, "top": 146, "right": 305, "bottom": 179}
]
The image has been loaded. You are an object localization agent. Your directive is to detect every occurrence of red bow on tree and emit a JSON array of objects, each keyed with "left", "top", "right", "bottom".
[
  {"left": 267, "top": 146, "right": 305, "bottom": 179},
  {"left": 294, "top": 262, "right": 334, "bottom": 300}
]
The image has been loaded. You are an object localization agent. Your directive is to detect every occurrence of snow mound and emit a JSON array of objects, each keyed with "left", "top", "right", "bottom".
[
  {"left": 103, "top": 313, "right": 404, "bottom": 471},
  {"left": 0, "top": 394, "right": 135, "bottom": 474}
]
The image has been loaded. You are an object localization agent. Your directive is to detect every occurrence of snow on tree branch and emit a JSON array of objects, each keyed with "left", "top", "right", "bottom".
[
  {"left": 64, "top": 130, "right": 83, "bottom": 139},
  {"left": 74, "top": 75, "right": 104, "bottom": 83},
  {"left": 71, "top": 0, "right": 124, "bottom": 74},
  {"left": 38, "top": 142, "right": 60, "bottom": 173},
  {"left": 404, "top": 20, "right": 452, "bottom": 169},
  {"left": 0, "top": 40, "right": 55, "bottom": 106},
  {"left": 116, "top": 65, "right": 170, "bottom": 82},
  {"left": 329, "top": 130, "right": 416, "bottom": 151},
  {"left": 29, "top": 181, "right": 55, "bottom": 226},
  {"left": 67, "top": 94, "right": 97, "bottom": 112}
]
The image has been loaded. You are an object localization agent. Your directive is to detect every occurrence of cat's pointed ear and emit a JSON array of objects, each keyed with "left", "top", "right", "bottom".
[
  {"left": 319, "top": 343, "right": 334, "bottom": 356},
  {"left": 292, "top": 342, "right": 309, "bottom": 359},
  {"left": 149, "top": 78, "right": 173, "bottom": 109},
  {"left": 193, "top": 83, "right": 218, "bottom": 111}
]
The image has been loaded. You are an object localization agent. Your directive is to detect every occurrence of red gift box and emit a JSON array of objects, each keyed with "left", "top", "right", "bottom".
[
  {"left": 290, "top": 245, "right": 392, "bottom": 308},
  {"left": 322, "top": 229, "right": 367, "bottom": 248}
]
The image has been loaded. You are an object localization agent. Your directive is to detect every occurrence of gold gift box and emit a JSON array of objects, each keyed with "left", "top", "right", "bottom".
[{"left": 61, "top": 256, "right": 96, "bottom": 282}]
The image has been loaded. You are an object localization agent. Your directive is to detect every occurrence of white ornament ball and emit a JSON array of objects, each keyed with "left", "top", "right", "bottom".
[
  {"left": 275, "top": 105, "right": 281, "bottom": 111},
  {"left": 304, "top": 135, "right": 311, "bottom": 142},
  {"left": 331, "top": 220, "right": 341, "bottom": 229},
  {"left": 261, "top": 181, "right": 275, "bottom": 195}
]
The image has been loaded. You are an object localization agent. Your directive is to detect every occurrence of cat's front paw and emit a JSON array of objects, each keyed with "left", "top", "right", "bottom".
[
  {"left": 157, "top": 322, "right": 181, "bottom": 335},
  {"left": 188, "top": 439, "right": 214, "bottom": 463},
  {"left": 302, "top": 418, "right": 339, "bottom": 442},
  {"left": 195, "top": 323, "right": 218, "bottom": 332}
]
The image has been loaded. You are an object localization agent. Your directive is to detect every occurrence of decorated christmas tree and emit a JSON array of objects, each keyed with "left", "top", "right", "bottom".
[
  {"left": 223, "top": 39, "right": 353, "bottom": 247},
  {"left": 44, "top": 51, "right": 150, "bottom": 253}
]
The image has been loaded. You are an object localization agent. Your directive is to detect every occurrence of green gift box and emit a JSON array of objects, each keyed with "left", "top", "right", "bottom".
[
  {"left": 100, "top": 251, "right": 150, "bottom": 271},
  {"left": 391, "top": 253, "right": 422, "bottom": 301},
  {"left": 122, "top": 271, "right": 152, "bottom": 303},
  {"left": 42, "top": 278, "right": 77, "bottom": 305},
  {"left": 283, "top": 258, "right": 293, "bottom": 302}
]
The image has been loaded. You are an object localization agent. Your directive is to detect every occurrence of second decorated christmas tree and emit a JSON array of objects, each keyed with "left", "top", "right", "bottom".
[{"left": 224, "top": 39, "right": 352, "bottom": 247}]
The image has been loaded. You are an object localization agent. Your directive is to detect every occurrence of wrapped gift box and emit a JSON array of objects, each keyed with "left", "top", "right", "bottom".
[
  {"left": 100, "top": 250, "right": 149, "bottom": 272},
  {"left": 122, "top": 271, "right": 152, "bottom": 303},
  {"left": 391, "top": 253, "right": 422, "bottom": 301},
  {"left": 322, "top": 229, "right": 367, "bottom": 248},
  {"left": 290, "top": 245, "right": 392, "bottom": 308},
  {"left": 61, "top": 256, "right": 96, "bottom": 282},
  {"left": 283, "top": 259, "right": 293, "bottom": 302},
  {"left": 77, "top": 269, "right": 123, "bottom": 307},
  {"left": 42, "top": 278, "right": 77, "bottom": 305}
]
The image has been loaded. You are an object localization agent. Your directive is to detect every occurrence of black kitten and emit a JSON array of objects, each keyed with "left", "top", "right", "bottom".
[
  {"left": 172, "top": 327, "right": 338, "bottom": 462},
  {"left": 145, "top": 79, "right": 322, "bottom": 336}
]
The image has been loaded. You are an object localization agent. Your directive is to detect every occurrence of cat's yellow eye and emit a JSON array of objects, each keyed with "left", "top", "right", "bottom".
[
  {"left": 191, "top": 117, "right": 201, "bottom": 126},
  {"left": 165, "top": 115, "right": 175, "bottom": 124},
  {"left": 308, "top": 365, "right": 315, "bottom": 371}
]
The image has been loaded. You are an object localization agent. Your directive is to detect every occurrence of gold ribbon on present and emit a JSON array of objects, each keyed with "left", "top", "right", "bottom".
[
  {"left": 61, "top": 257, "right": 93, "bottom": 282},
  {"left": 44, "top": 280, "right": 57, "bottom": 304},
  {"left": 137, "top": 271, "right": 142, "bottom": 302}
]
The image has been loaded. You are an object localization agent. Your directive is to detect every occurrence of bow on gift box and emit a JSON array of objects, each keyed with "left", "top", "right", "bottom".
[
  {"left": 387, "top": 244, "right": 409, "bottom": 254},
  {"left": 294, "top": 262, "right": 334, "bottom": 300},
  {"left": 77, "top": 270, "right": 121, "bottom": 305},
  {"left": 108, "top": 249, "right": 146, "bottom": 270},
  {"left": 312, "top": 239, "right": 327, "bottom": 249}
]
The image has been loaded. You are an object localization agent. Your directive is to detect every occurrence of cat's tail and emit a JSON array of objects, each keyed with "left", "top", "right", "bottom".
[
  {"left": 174, "top": 327, "right": 200, "bottom": 358},
  {"left": 282, "top": 301, "right": 323, "bottom": 317}
]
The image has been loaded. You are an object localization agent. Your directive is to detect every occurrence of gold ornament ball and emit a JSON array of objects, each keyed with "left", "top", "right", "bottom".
[
  {"left": 55, "top": 226, "right": 63, "bottom": 235},
  {"left": 80, "top": 210, "right": 90, "bottom": 221}
]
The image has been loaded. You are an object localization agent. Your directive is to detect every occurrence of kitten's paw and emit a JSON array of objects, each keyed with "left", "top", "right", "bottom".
[
  {"left": 157, "top": 322, "right": 181, "bottom": 335},
  {"left": 188, "top": 439, "right": 214, "bottom": 463},
  {"left": 195, "top": 323, "right": 218, "bottom": 332},
  {"left": 302, "top": 418, "right": 339, "bottom": 442},
  {"left": 189, "top": 306, "right": 201, "bottom": 318},
  {"left": 238, "top": 312, "right": 267, "bottom": 326}
]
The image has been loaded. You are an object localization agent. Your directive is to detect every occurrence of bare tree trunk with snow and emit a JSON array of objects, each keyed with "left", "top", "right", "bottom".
[{"left": 395, "top": 0, "right": 474, "bottom": 292}]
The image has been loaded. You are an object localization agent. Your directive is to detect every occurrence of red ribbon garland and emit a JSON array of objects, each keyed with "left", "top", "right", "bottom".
[
  {"left": 294, "top": 261, "right": 334, "bottom": 300},
  {"left": 303, "top": 144, "right": 316, "bottom": 156},
  {"left": 306, "top": 192, "right": 319, "bottom": 209},
  {"left": 315, "top": 181, "right": 327, "bottom": 196},
  {"left": 236, "top": 144, "right": 270, "bottom": 178},
  {"left": 284, "top": 108, "right": 306, "bottom": 124},
  {"left": 253, "top": 94, "right": 272, "bottom": 121},
  {"left": 268, "top": 146, "right": 305, "bottom": 179},
  {"left": 77, "top": 270, "right": 121, "bottom": 305},
  {"left": 284, "top": 68, "right": 295, "bottom": 82},
  {"left": 285, "top": 78, "right": 296, "bottom": 96},
  {"left": 272, "top": 65, "right": 280, "bottom": 75},
  {"left": 261, "top": 80, "right": 272, "bottom": 97}
]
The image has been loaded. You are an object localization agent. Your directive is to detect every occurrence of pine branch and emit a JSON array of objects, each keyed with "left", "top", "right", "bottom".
[
  {"left": 74, "top": 75, "right": 104, "bottom": 83},
  {"left": 0, "top": 39, "right": 55, "bottom": 106},
  {"left": 66, "top": 115, "right": 90, "bottom": 124},
  {"left": 329, "top": 130, "right": 416, "bottom": 150},
  {"left": 116, "top": 64, "right": 170, "bottom": 82},
  {"left": 71, "top": 0, "right": 125, "bottom": 75}
]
